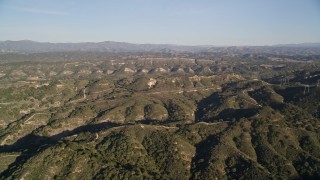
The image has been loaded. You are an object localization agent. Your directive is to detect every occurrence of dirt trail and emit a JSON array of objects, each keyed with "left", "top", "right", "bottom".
[
  {"left": 68, "top": 88, "right": 87, "bottom": 104},
  {"left": 24, "top": 113, "right": 48, "bottom": 123},
  {"left": 146, "top": 87, "right": 218, "bottom": 95}
]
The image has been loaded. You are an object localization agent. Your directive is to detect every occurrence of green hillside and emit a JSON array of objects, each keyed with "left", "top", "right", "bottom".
[{"left": 0, "top": 55, "right": 320, "bottom": 179}]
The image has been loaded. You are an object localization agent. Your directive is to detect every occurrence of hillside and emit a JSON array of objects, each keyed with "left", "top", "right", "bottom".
[{"left": 0, "top": 53, "right": 320, "bottom": 179}]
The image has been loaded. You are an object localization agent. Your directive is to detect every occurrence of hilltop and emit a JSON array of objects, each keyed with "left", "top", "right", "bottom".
[{"left": 0, "top": 51, "right": 319, "bottom": 179}]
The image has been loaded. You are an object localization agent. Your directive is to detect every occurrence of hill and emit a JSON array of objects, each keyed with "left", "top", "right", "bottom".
[{"left": 0, "top": 53, "right": 320, "bottom": 179}]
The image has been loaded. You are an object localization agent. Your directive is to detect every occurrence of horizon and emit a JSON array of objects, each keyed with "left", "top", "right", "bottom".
[
  {"left": 1, "top": 0, "right": 320, "bottom": 46},
  {"left": 1, "top": 39, "right": 320, "bottom": 47}
]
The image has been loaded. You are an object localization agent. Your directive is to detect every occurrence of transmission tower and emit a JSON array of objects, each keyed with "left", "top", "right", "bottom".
[
  {"left": 303, "top": 85, "right": 310, "bottom": 95},
  {"left": 280, "top": 78, "right": 289, "bottom": 86}
]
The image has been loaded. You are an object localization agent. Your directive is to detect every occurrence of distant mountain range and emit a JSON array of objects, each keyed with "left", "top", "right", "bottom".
[
  {"left": 1, "top": 40, "right": 320, "bottom": 55},
  {"left": 0, "top": 40, "right": 204, "bottom": 53},
  {"left": 273, "top": 43, "right": 320, "bottom": 47}
]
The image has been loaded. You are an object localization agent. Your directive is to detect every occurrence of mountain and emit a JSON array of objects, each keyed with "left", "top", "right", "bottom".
[
  {"left": 0, "top": 40, "right": 205, "bottom": 53},
  {"left": 274, "top": 43, "right": 320, "bottom": 48},
  {"left": 1, "top": 40, "right": 320, "bottom": 55}
]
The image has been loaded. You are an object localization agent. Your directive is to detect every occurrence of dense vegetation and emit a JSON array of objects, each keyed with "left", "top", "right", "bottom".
[{"left": 0, "top": 51, "right": 319, "bottom": 179}]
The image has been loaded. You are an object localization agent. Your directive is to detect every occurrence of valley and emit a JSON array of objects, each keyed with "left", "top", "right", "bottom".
[{"left": 0, "top": 49, "right": 320, "bottom": 179}]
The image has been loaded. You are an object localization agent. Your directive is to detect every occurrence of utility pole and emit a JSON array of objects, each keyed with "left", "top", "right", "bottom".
[
  {"left": 304, "top": 85, "right": 310, "bottom": 95},
  {"left": 280, "top": 78, "right": 285, "bottom": 86},
  {"left": 252, "top": 72, "right": 258, "bottom": 80},
  {"left": 317, "top": 79, "right": 320, "bottom": 87},
  {"left": 280, "top": 78, "right": 288, "bottom": 86}
]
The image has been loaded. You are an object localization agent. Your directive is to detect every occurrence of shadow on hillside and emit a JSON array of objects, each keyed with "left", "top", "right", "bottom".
[
  {"left": 190, "top": 134, "right": 220, "bottom": 179},
  {"left": 276, "top": 86, "right": 319, "bottom": 104},
  {"left": 195, "top": 92, "right": 258, "bottom": 122},
  {"left": 195, "top": 92, "right": 220, "bottom": 122},
  {"left": 275, "top": 86, "right": 305, "bottom": 102},
  {"left": 0, "top": 121, "right": 120, "bottom": 178},
  {"left": 217, "top": 108, "right": 258, "bottom": 121}
]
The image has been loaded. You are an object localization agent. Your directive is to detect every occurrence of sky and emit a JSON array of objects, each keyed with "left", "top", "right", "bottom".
[{"left": 0, "top": 0, "right": 320, "bottom": 46}]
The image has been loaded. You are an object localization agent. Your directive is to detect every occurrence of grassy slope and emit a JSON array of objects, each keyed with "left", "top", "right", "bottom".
[{"left": 0, "top": 76, "right": 320, "bottom": 179}]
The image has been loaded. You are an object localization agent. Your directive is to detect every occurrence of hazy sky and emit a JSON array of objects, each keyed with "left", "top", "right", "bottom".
[{"left": 1, "top": 0, "right": 320, "bottom": 45}]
